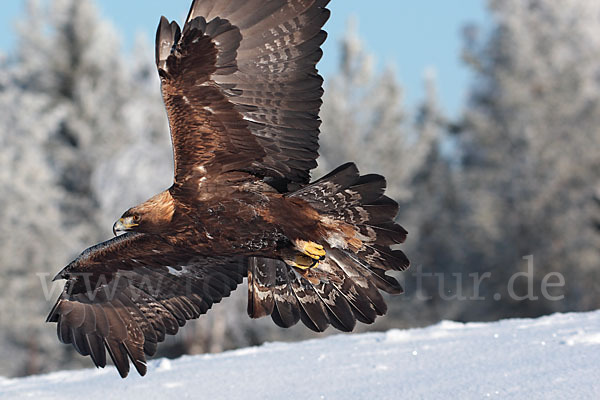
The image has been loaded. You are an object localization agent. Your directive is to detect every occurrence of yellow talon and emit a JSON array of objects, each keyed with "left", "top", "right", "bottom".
[
  {"left": 291, "top": 254, "right": 319, "bottom": 270},
  {"left": 296, "top": 240, "right": 326, "bottom": 260}
]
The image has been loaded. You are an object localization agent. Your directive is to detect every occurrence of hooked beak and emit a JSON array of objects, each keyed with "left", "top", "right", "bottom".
[{"left": 112, "top": 217, "right": 138, "bottom": 236}]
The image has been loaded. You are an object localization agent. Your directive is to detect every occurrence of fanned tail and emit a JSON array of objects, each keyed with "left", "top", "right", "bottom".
[{"left": 248, "top": 163, "right": 408, "bottom": 332}]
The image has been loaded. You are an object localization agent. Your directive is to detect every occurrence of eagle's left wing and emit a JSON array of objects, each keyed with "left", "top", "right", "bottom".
[
  {"left": 46, "top": 233, "right": 246, "bottom": 377},
  {"left": 156, "top": 0, "right": 330, "bottom": 189}
]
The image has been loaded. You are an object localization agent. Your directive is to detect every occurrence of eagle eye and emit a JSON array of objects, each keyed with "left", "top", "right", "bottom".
[{"left": 133, "top": 215, "right": 141, "bottom": 222}]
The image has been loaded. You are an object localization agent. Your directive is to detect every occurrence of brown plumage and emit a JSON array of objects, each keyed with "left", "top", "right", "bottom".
[{"left": 47, "top": 0, "right": 409, "bottom": 378}]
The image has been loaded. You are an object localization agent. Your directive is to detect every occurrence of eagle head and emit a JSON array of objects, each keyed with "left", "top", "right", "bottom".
[
  {"left": 113, "top": 212, "right": 141, "bottom": 235},
  {"left": 113, "top": 190, "right": 175, "bottom": 236}
]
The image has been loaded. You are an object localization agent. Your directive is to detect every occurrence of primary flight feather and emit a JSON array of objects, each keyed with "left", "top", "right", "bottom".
[{"left": 47, "top": 0, "right": 410, "bottom": 378}]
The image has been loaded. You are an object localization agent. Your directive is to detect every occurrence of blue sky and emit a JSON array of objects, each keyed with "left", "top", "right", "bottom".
[{"left": 0, "top": 0, "right": 488, "bottom": 116}]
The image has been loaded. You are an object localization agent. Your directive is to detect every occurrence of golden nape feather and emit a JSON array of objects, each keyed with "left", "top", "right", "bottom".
[{"left": 46, "top": 0, "right": 409, "bottom": 378}]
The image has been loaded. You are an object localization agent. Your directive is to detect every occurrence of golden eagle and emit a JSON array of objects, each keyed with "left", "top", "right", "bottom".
[{"left": 46, "top": 0, "right": 409, "bottom": 378}]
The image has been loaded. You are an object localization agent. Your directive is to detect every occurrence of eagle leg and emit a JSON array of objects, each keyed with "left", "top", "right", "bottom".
[{"left": 294, "top": 240, "right": 326, "bottom": 261}]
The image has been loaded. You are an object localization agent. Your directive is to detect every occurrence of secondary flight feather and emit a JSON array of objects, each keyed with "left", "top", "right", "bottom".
[{"left": 47, "top": 0, "right": 410, "bottom": 378}]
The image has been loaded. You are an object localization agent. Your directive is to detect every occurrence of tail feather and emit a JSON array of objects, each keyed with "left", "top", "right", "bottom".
[
  {"left": 271, "top": 283, "right": 301, "bottom": 329},
  {"left": 290, "top": 277, "right": 330, "bottom": 332},
  {"left": 247, "top": 257, "right": 275, "bottom": 318},
  {"left": 248, "top": 257, "right": 300, "bottom": 328},
  {"left": 248, "top": 162, "right": 409, "bottom": 333},
  {"left": 327, "top": 249, "right": 383, "bottom": 322},
  {"left": 313, "top": 279, "right": 356, "bottom": 332}
]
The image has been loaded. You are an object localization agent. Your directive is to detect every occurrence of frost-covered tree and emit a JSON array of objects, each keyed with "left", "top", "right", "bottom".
[
  {"left": 14, "top": 0, "right": 135, "bottom": 241},
  {"left": 0, "top": 64, "right": 69, "bottom": 376},
  {"left": 388, "top": 72, "right": 472, "bottom": 325},
  {"left": 459, "top": 0, "right": 600, "bottom": 318}
]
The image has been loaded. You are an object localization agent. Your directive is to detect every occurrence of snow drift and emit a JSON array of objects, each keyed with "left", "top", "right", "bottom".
[{"left": 2, "top": 311, "right": 599, "bottom": 399}]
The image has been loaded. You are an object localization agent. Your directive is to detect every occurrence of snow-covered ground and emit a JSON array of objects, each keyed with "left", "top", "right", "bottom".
[{"left": 2, "top": 311, "right": 600, "bottom": 399}]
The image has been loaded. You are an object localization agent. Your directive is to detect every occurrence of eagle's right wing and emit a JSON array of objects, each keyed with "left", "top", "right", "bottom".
[{"left": 46, "top": 233, "right": 246, "bottom": 378}]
